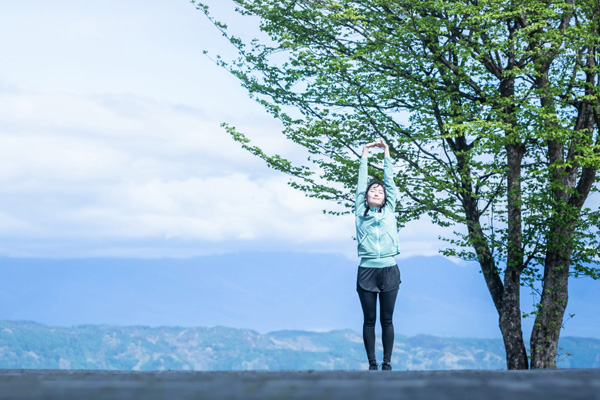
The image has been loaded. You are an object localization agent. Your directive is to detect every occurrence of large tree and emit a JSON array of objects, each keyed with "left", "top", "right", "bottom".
[{"left": 195, "top": 0, "right": 600, "bottom": 369}]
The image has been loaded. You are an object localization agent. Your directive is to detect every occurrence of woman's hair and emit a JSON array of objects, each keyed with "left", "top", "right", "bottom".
[{"left": 364, "top": 180, "right": 386, "bottom": 216}]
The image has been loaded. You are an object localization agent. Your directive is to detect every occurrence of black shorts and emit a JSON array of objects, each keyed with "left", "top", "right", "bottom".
[{"left": 356, "top": 264, "right": 401, "bottom": 293}]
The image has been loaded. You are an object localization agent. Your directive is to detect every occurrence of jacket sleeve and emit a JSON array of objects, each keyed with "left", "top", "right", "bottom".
[
  {"left": 355, "top": 158, "right": 369, "bottom": 215},
  {"left": 384, "top": 157, "right": 398, "bottom": 209}
]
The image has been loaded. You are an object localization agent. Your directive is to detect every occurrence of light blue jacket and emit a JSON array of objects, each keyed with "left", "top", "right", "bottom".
[{"left": 355, "top": 157, "right": 400, "bottom": 260}]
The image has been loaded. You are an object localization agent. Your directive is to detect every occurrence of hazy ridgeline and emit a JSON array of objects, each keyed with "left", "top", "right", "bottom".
[{"left": 1, "top": 321, "right": 598, "bottom": 371}]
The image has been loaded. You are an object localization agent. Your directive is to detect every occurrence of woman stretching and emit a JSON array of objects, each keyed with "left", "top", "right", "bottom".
[{"left": 355, "top": 139, "right": 401, "bottom": 371}]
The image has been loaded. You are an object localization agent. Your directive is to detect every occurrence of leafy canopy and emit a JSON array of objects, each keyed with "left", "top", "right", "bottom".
[{"left": 195, "top": 0, "right": 600, "bottom": 286}]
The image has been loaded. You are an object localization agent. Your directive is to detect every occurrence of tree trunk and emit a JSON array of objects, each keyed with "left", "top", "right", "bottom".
[
  {"left": 457, "top": 120, "right": 530, "bottom": 369},
  {"left": 529, "top": 134, "right": 571, "bottom": 369},
  {"left": 499, "top": 268, "right": 529, "bottom": 369},
  {"left": 500, "top": 142, "right": 528, "bottom": 369},
  {"left": 463, "top": 193, "right": 529, "bottom": 370},
  {"left": 529, "top": 241, "right": 572, "bottom": 368}
]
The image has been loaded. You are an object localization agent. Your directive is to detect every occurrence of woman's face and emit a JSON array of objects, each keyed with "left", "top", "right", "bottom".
[{"left": 366, "top": 184, "right": 385, "bottom": 208}]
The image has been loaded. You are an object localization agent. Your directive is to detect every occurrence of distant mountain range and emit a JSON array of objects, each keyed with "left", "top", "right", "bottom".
[{"left": 1, "top": 321, "right": 598, "bottom": 371}]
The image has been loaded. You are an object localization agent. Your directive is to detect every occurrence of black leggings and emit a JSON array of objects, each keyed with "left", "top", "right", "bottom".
[{"left": 357, "top": 286, "right": 399, "bottom": 364}]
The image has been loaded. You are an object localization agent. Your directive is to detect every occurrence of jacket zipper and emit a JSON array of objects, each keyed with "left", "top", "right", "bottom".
[{"left": 375, "top": 211, "right": 381, "bottom": 257}]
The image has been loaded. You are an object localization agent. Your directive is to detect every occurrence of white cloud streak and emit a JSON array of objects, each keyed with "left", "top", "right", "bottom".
[{"left": 0, "top": 86, "right": 363, "bottom": 257}]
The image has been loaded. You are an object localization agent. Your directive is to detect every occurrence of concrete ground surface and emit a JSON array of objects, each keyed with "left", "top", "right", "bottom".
[{"left": 0, "top": 369, "right": 599, "bottom": 400}]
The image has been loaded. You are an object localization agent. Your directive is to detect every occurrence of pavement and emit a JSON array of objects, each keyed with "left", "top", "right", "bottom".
[{"left": 1, "top": 369, "right": 599, "bottom": 400}]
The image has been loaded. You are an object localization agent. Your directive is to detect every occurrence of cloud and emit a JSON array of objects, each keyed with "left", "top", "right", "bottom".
[
  {"left": 0, "top": 86, "right": 454, "bottom": 258},
  {"left": 0, "top": 87, "right": 361, "bottom": 257},
  {"left": 0, "top": 1, "right": 453, "bottom": 259}
]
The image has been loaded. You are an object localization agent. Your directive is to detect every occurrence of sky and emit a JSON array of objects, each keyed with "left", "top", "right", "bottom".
[
  {"left": 0, "top": 1, "right": 598, "bottom": 344},
  {"left": 1, "top": 0, "right": 598, "bottom": 341},
  {"left": 0, "top": 0, "right": 448, "bottom": 259}
]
